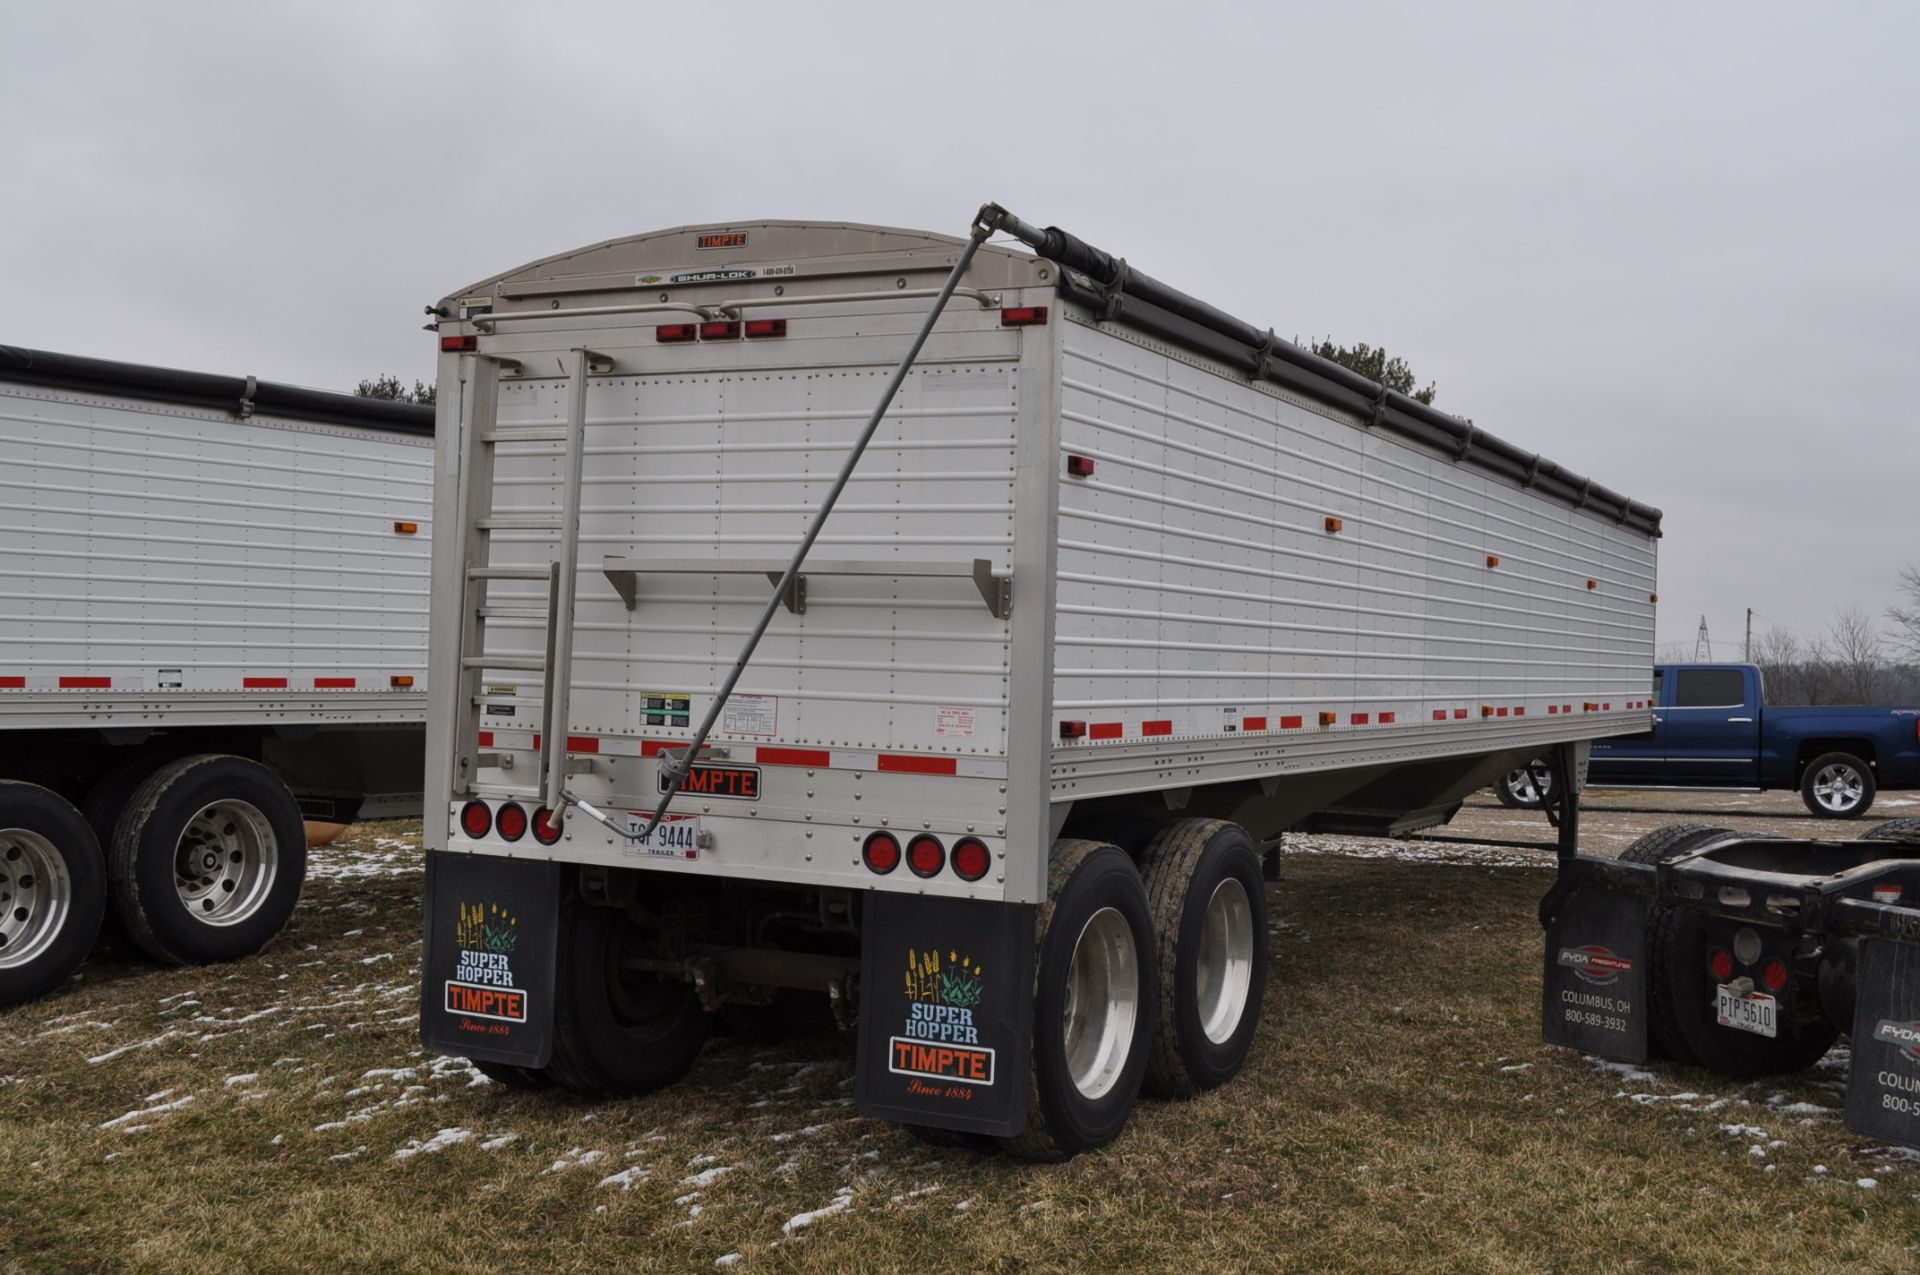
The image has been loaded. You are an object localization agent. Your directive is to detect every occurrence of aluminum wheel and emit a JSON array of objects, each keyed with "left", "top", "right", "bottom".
[
  {"left": 1812, "top": 764, "right": 1865, "bottom": 814},
  {"left": 1061, "top": 905, "right": 1140, "bottom": 1101},
  {"left": 0, "top": 829, "right": 72, "bottom": 969},
  {"left": 1196, "top": 877, "right": 1255, "bottom": 1045},
  {"left": 1504, "top": 762, "right": 1553, "bottom": 805},
  {"left": 172, "top": 799, "right": 278, "bottom": 926}
]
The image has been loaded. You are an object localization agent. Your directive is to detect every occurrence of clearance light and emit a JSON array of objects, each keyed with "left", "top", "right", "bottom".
[
  {"left": 1486, "top": 555, "right": 1501, "bottom": 568},
  {"left": 496, "top": 803, "right": 528, "bottom": 843},
  {"left": 1066, "top": 455, "right": 1096, "bottom": 478},
  {"left": 460, "top": 801, "right": 492, "bottom": 839},
  {"left": 389, "top": 675, "right": 414, "bottom": 688},
  {"left": 1709, "top": 948, "right": 1735, "bottom": 982},
  {"left": 1587, "top": 579, "right": 1599, "bottom": 590},
  {"left": 1761, "top": 958, "right": 1789, "bottom": 993},
  {"left": 1000, "top": 306, "right": 1049, "bottom": 326},
  {"left": 700, "top": 320, "right": 742, "bottom": 341},
  {"left": 744, "top": 319, "right": 787, "bottom": 338},
  {"left": 656, "top": 324, "right": 698, "bottom": 343},
  {"left": 1318, "top": 712, "right": 1337, "bottom": 727},
  {"left": 952, "top": 838, "right": 991, "bottom": 882},
  {"left": 863, "top": 831, "right": 901, "bottom": 875},
  {"left": 907, "top": 835, "right": 946, "bottom": 878},
  {"left": 1059, "top": 720, "right": 1087, "bottom": 740},
  {"left": 533, "top": 807, "right": 563, "bottom": 845},
  {"left": 1325, "top": 517, "right": 1343, "bottom": 534},
  {"left": 440, "top": 334, "right": 478, "bottom": 352},
  {"left": 394, "top": 522, "right": 419, "bottom": 535}
]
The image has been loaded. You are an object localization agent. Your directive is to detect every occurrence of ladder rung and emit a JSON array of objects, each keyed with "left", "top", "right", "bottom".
[
  {"left": 478, "top": 605, "right": 547, "bottom": 620},
  {"left": 463, "top": 655, "right": 546, "bottom": 671},
  {"left": 482, "top": 426, "right": 570, "bottom": 444},
  {"left": 467, "top": 565, "right": 553, "bottom": 580},
  {"left": 479, "top": 515, "right": 564, "bottom": 531}
]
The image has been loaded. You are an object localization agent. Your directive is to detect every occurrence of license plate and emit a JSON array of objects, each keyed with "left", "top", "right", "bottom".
[
  {"left": 623, "top": 812, "right": 699, "bottom": 858},
  {"left": 1716, "top": 985, "right": 1777, "bottom": 1038}
]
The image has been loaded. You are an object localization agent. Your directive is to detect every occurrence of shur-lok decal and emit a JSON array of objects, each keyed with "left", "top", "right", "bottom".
[
  {"left": 1541, "top": 884, "right": 1648, "bottom": 1061},
  {"left": 420, "top": 854, "right": 559, "bottom": 1068},
  {"left": 856, "top": 894, "right": 1035, "bottom": 1136}
]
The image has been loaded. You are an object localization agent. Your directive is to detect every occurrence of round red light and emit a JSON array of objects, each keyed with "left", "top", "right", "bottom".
[
  {"left": 1761, "top": 957, "right": 1788, "bottom": 994},
  {"left": 1708, "top": 948, "right": 1734, "bottom": 982},
  {"left": 907, "top": 835, "right": 945, "bottom": 878},
  {"left": 951, "top": 838, "right": 991, "bottom": 881},
  {"left": 867, "top": 833, "right": 902, "bottom": 871},
  {"left": 496, "top": 803, "right": 528, "bottom": 842},
  {"left": 460, "top": 801, "right": 492, "bottom": 839},
  {"left": 863, "top": 832, "right": 901, "bottom": 874},
  {"left": 533, "top": 807, "right": 563, "bottom": 845}
]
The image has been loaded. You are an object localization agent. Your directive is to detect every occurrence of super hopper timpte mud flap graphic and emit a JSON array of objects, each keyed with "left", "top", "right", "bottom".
[
  {"left": 1542, "top": 884, "right": 1650, "bottom": 1062},
  {"left": 855, "top": 894, "right": 1036, "bottom": 1136},
  {"left": 419, "top": 854, "right": 559, "bottom": 1068}
]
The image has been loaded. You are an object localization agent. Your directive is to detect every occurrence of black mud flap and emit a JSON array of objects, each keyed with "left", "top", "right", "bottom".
[
  {"left": 419, "top": 852, "right": 560, "bottom": 1069},
  {"left": 854, "top": 893, "right": 1035, "bottom": 1137},
  {"left": 1542, "top": 884, "right": 1650, "bottom": 1062},
  {"left": 1845, "top": 937, "right": 1920, "bottom": 1150}
]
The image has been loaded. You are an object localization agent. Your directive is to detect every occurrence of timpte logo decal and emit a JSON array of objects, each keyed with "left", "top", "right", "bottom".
[
  {"left": 446, "top": 902, "right": 528, "bottom": 1024},
  {"left": 1557, "top": 944, "right": 1635, "bottom": 987},
  {"left": 889, "top": 948, "right": 995, "bottom": 1091},
  {"left": 1874, "top": 1020, "right": 1920, "bottom": 1065}
]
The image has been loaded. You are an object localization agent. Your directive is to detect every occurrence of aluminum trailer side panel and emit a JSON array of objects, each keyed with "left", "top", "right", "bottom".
[
  {"left": 0, "top": 377, "right": 432, "bottom": 729},
  {"left": 1048, "top": 316, "right": 1657, "bottom": 801}
]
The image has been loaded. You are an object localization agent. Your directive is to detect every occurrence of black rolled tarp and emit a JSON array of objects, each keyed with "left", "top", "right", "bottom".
[
  {"left": 1025, "top": 223, "right": 1660, "bottom": 537},
  {"left": 0, "top": 344, "right": 434, "bottom": 436}
]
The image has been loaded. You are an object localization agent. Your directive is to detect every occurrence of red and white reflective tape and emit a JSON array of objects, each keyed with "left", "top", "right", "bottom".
[
  {"left": 0, "top": 675, "right": 375, "bottom": 690},
  {"left": 477, "top": 730, "right": 1005, "bottom": 779},
  {"left": 1063, "top": 699, "right": 1647, "bottom": 742}
]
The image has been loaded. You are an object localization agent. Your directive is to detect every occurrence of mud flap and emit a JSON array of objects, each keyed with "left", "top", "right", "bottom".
[
  {"left": 1542, "top": 884, "right": 1649, "bottom": 1062},
  {"left": 854, "top": 893, "right": 1035, "bottom": 1137},
  {"left": 418, "top": 852, "right": 560, "bottom": 1069},
  {"left": 1845, "top": 937, "right": 1920, "bottom": 1150}
]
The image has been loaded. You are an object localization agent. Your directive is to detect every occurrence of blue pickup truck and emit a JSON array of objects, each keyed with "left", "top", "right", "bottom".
[{"left": 1497, "top": 662, "right": 1920, "bottom": 818}]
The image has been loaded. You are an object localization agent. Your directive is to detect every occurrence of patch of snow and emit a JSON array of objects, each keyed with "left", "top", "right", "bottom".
[
  {"left": 784, "top": 1186, "right": 856, "bottom": 1233},
  {"left": 100, "top": 1093, "right": 195, "bottom": 1129},
  {"left": 681, "top": 1165, "right": 735, "bottom": 1189},
  {"left": 715, "top": 1256, "right": 743, "bottom": 1269},
  {"left": 224, "top": 1073, "right": 260, "bottom": 1088},
  {"left": 392, "top": 1127, "right": 475, "bottom": 1161},
  {"left": 1858, "top": 1178, "right": 1879, "bottom": 1190},
  {"left": 598, "top": 1167, "right": 651, "bottom": 1191},
  {"left": 480, "top": 1133, "right": 518, "bottom": 1151},
  {"left": 86, "top": 1029, "right": 180, "bottom": 1065}
]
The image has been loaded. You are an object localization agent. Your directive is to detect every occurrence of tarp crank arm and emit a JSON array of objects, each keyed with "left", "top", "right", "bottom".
[{"left": 564, "top": 204, "right": 1007, "bottom": 841}]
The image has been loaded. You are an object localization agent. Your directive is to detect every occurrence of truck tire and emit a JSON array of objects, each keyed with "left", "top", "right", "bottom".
[
  {"left": 1494, "top": 759, "right": 1554, "bottom": 810},
  {"left": 1625, "top": 825, "right": 1837, "bottom": 1075},
  {"left": 0, "top": 782, "right": 107, "bottom": 1006},
  {"left": 541, "top": 885, "right": 712, "bottom": 1098},
  {"left": 107, "top": 755, "right": 307, "bottom": 966},
  {"left": 1859, "top": 818, "right": 1920, "bottom": 847},
  {"left": 1000, "top": 840, "right": 1156, "bottom": 1162},
  {"left": 1137, "top": 819, "right": 1267, "bottom": 1098},
  {"left": 1800, "top": 752, "right": 1875, "bottom": 819}
]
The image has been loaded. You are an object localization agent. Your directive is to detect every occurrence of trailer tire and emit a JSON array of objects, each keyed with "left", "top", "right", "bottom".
[
  {"left": 1801, "top": 752, "right": 1875, "bottom": 819},
  {"left": 1860, "top": 818, "right": 1920, "bottom": 847},
  {"left": 0, "top": 782, "right": 107, "bottom": 1006},
  {"left": 1137, "top": 819, "right": 1267, "bottom": 1099},
  {"left": 542, "top": 887, "right": 712, "bottom": 1098},
  {"left": 108, "top": 755, "right": 307, "bottom": 966},
  {"left": 1620, "top": 824, "right": 1740, "bottom": 1066},
  {"left": 80, "top": 759, "right": 167, "bottom": 955},
  {"left": 1494, "top": 759, "right": 1554, "bottom": 810},
  {"left": 1000, "top": 841, "right": 1155, "bottom": 1162}
]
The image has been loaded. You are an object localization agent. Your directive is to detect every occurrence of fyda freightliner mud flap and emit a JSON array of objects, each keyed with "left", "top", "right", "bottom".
[
  {"left": 1542, "top": 884, "right": 1650, "bottom": 1063},
  {"left": 1845, "top": 937, "right": 1920, "bottom": 1150},
  {"left": 419, "top": 853, "right": 560, "bottom": 1069},
  {"left": 854, "top": 893, "right": 1035, "bottom": 1137}
]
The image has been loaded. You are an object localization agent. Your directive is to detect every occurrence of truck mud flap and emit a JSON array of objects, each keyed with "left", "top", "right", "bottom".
[
  {"left": 1542, "top": 884, "right": 1649, "bottom": 1063},
  {"left": 854, "top": 894, "right": 1036, "bottom": 1137},
  {"left": 419, "top": 853, "right": 560, "bottom": 1069},
  {"left": 1845, "top": 936, "right": 1920, "bottom": 1149}
]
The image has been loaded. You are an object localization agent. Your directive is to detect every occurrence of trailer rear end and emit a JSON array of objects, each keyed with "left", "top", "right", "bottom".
[{"left": 420, "top": 204, "right": 1661, "bottom": 1156}]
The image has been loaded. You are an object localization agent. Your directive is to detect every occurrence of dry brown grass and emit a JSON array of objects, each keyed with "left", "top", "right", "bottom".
[{"left": 3, "top": 802, "right": 1917, "bottom": 1273}]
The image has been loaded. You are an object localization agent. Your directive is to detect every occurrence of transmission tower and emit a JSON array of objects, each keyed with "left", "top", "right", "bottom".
[{"left": 1694, "top": 615, "right": 1712, "bottom": 661}]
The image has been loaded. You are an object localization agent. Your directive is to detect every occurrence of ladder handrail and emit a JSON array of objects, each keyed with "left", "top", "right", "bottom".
[{"left": 541, "top": 349, "right": 593, "bottom": 813}]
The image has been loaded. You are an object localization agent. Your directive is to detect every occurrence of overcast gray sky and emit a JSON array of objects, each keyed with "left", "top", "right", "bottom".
[{"left": 4, "top": 1, "right": 1914, "bottom": 654}]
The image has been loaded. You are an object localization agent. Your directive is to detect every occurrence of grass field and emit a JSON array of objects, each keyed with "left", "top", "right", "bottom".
[{"left": 4, "top": 800, "right": 1918, "bottom": 1273}]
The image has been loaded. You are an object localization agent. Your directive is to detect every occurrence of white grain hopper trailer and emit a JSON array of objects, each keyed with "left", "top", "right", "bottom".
[
  {"left": 419, "top": 203, "right": 1661, "bottom": 1157},
  {"left": 0, "top": 347, "right": 432, "bottom": 1005}
]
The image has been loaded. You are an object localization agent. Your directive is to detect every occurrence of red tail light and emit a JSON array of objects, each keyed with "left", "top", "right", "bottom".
[
  {"left": 440, "top": 334, "right": 477, "bottom": 353},
  {"left": 460, "top": 801, "right": 492, "bottom": 839},
  {"left": 496, "top": 803, "right": 528, "bottom": 842},
  {"left": 1000, "top": 306, "right": 1049, "bottom": 327},
  {"left": 1761, "top": 958, "right": 1788, "bottom": 993},
  {"left": 533, "top": 807, "right": 563, "bottom": 845},
  {"left": 700, "top": 320, "right": 741, "bottom": 341},
  {"left": 1059, "top": 720, "right": 1087, "bottom": 740},
  {"left": 1709, "top": 948, "right": 1734, "bottom": 982},
  {"left": 656, "top": 324, "right": 698, "bottom": 343},
  {"left": 951, "top": 838, "right": 990, "bottom": 882},
  {"left": 744, "top": 319, "right": 787, "bottom": 338},
  {"left": 863, "top": 831, "right": 901, "bottom": 874},
  {"left": 907, "top": 835, "right": 945, "bottom": 878}
]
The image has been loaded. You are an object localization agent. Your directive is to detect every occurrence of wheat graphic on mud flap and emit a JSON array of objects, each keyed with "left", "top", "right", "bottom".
[
  {"left": 905, "top": 948, "right": 984, "bottom": 1006},
  {"left": 456, "top": 902, "right": 519, "bottom": 954}
]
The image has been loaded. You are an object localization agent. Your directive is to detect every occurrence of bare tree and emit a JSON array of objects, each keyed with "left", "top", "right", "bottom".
[
  {"left": 1827, "top": 606, "right": 1886, "bottom": 705},
  {"left": 1752, "top": 627, "right": 1806, "bottom": 705},
  {"left": 1891, "top": 565, "right": 1920, "bottom": 662}
]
